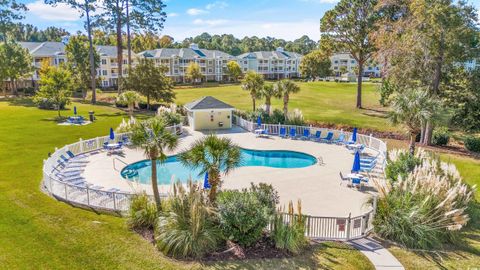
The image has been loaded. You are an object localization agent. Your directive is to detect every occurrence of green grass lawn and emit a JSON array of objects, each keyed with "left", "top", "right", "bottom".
[
  {"left": 0, "top": 99, "right": 374, "bottom": 269},
  {"left": 173, "top": 81, "right": 394, "bottom": 131}
]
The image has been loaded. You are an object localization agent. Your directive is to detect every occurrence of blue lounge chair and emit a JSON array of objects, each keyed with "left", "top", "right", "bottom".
[
  {"left": 301, "top": 129, "right": 310, "bottom": 140},
  {"left": 66, "top": 150, "right": 75, "bottom": 159},
  {"left": 60, "top": 155, "right": 70, "bottom": 162},
  {"left": 279, "top": 127, "right": 287, "bottom": 138},
  {"left": 289, "top": 128, "right": 297, "bottom": 139},
  {"left": 351, "top": 177, "right": 361, "bottom": 187},
  {"left": 334, "top": 133, "right": 346, "bottom": 145},
  {"left": 360, "top": 159, "right": 377, "bottom": 173},
  {"left": 320, "top": 131, "right": 334, "bottom": 143},
  {"left": 311, "top": 130, "right": 322, "bottom": 141}
]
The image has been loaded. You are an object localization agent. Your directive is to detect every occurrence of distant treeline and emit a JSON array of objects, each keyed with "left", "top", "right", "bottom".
[{"left": 5, "top": 23, "right": 318, "bottom": 56}]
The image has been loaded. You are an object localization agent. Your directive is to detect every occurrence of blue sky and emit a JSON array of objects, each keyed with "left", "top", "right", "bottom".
[{"left": 19, "top": 0, "right": 480, "bottom": 42}]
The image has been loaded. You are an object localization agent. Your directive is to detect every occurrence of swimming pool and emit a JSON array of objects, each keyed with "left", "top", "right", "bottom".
[{"left": 120, "top": 149, "right": 317, "bottom": 184}]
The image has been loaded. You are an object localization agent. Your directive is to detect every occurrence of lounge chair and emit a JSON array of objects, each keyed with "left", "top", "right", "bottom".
[
  {"left": 258, "top": 129, "right": 270, "bottom": 138},
  {"left": 301, "top": 129, "right": 310, "bottom": 140},
  {"left": 320, "top": 131, "right": 334, "bottom": 143},
  {"left": 289, "top": 128, "right": 297, "bottom": 139},
  {"left": 279, "top": 127, "right": 287, "bottom": 138},
  {"left": 351, "top": 177, "right": 361, "bottom": 187},
  {"left": 60, "top": 155, "right": 70, "bottom": 163},
  {"left": 311, "top": 130, "right": 322, "bottom": 141},
  {"left": 339, "top": 172, "right": 350, "bottom": 186},
  {"left": 334, "top": 133, "right": 346, "bottom": 145},
  {"left": 360, "top": 159, "right": 377, "bottom": 173}
]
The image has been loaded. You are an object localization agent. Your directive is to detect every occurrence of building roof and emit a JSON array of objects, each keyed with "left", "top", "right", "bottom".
[
  {"left": 138, "top": 47, "right": 235, "bottom": 60},
  {"left": 19, "top": 41, "right": 65, "bottom": 56},
  {"left": 18, "top": 41, "right": 119, "bottom": 58},
  {"left": 184, "top": 96, "right": 234, "bottom": 110},
  {"left": 237, "top": 50, "right": 302, "bottom": 60}
]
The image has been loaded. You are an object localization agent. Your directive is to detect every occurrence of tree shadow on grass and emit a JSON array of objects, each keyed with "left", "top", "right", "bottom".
[{"left": 6, "top": 97, "right": 37, "bottom": 107}]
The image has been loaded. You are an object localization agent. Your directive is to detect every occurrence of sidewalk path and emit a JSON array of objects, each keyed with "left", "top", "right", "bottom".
[{"left": 349, "top": 237, "right": 404, "bottom": 270}]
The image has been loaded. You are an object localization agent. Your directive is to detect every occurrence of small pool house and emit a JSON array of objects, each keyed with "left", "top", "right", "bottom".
[{"left": 184, "top": 96, "right": 234, "bottom": 131}]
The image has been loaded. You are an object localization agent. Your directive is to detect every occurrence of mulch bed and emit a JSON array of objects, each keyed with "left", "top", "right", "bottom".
[
  {"left": 135, "top": 229, "right": 299, "bottom": 261},
  {"left": 204, "top": 236, "right": 296, "bottom": 261}
]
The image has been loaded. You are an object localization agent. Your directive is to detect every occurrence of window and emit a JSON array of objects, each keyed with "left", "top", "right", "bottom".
[
  {"left": 351, "top": 60, "right": 355, "bottom": 64},
  {"left": 244, "top": 60, "right": 247, "bottom": 64},
  {"left": 123, "top": 59, "right": 127, "bottom": 64},
  {"left": 334, "top": 60, "right": 338, "bottom": 64},
  {"left": 102, "top": 80, "right": 109, "bottom": 87},
  {"left": 208, "top": 69, "right": 213, "bottom": 73},
  {"left": 243, "top": 68, "right": 247, "bottom": 71},
  {"left": 102, "top": 70, "right": 108, "bottom": 76},
  {"left": 58, "top": 59, "right": 65, "bottom": 64},
  {"left": 101, "top": 59, "right": 107, "bottom": 65}
]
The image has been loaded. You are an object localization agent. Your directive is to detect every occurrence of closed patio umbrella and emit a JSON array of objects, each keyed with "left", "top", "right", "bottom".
[
  {"left": 109, "top": 127, "right": 115, "bottom": 140},
  {"left": 73, "top": 106, "right": 77, "bottom": 115},
  {"left": 257, "top": 116, "right": 262, "bottom": 128},
  {"left": 203, "top": 172, "right": 211, "bottom": 189},
  {"left": 352, "top": 127, "right": 357, "bottom": 143},
  {"left": 352, "top": 151, "right": 361, "bottom": 173}
]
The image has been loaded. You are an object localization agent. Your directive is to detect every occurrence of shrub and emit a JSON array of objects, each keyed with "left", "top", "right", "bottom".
[
  {"left": 385, "top": 149, "right": 422, "bottom": 182},
  {"left": 285, "top": 109, "right": 305, "bottom": 126},
  {"left": 156, "top": 182, "right": 222, "bottom": 258},
  {"left": 464, "top": 136, "right": 480, "bottom": 153},
  {"left": 432, "top": 127, "right": 450, "bottom": 146},
  {"left": 127, "top": 192, "right": 158, "bottom": 230},
  {"left": 158, "top": 111, "right": 182, "bottom": 126},
  {"left": 374, "top": 149, "right": 475, "bottom": 249},
  {"left": 249, "top": 183, "right": 279, "bottom": 215},
  {"left": 271, "top": 201, "right": 308, "bottom": 254},
  {"left": 217, "top": 188, "right": 272, "bottom": 247}
]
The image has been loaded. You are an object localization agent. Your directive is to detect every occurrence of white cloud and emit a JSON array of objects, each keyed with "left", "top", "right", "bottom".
[
  {"left": 193, "top": 19, "right": 229, "bottom": 26},
  {"left": 168, "top": 12, "right": 179, "bottom": 17},
  {"left": 186, "top": 8, "right": 208, "bottom": 16},
  {"left": 206, "top": 1, "right": 228, "bottom": 10},
  {"left": 26, "top": 0, "right": 81, "bottom": 21}
]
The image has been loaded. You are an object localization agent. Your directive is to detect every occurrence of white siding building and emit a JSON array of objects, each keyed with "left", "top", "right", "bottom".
[
  {"left": 237, "top": 47, "right": 302, "bottom": 79},
  {"left": 18, "top": 41, "right": 128, "bottom": 89},
  {"left": 330, "top": 53, "right": 381, "bottom": 78},
  {"left": 137, "top": 43, "right": 236, "bottom": 83}
]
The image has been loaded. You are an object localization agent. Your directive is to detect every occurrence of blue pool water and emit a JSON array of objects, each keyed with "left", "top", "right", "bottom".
[{"left": 121, "top": 149, "right": 317, "bottom": 184}]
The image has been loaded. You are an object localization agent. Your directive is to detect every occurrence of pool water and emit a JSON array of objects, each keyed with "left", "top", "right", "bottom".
[{"left": 121, "top": 149, "right": 317, "bottom": 184}]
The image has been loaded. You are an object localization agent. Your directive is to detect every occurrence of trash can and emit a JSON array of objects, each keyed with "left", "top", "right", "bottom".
[{"left": 89, "top": 111, "right": 95, "bottom": 122}]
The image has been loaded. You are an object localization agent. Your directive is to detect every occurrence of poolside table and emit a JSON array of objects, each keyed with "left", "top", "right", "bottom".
[
  {"left": 104, "top": 142, "right": 123, "bottom": 155},
  {"left": 348, "top": 143, "right": 364, "bottom": 151},
  {"left": 347, "top": 173, "right": 364, "bottom": 179}
]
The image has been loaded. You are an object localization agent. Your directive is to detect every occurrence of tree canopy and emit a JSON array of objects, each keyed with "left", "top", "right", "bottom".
[
  {"left": 123, "top": 58, "right": 174, "bottom": 109},
  {"left": 320, "top": 0, "right": 379, "bottom": 108},
  {"left": 299, "top": 50, "right": 332, "bottom": 79}
]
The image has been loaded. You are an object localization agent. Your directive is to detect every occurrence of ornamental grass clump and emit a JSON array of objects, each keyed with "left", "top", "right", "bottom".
[
  {"left": 127, "top": 192, "right": 158, "bottom": 230},
  {"left": 271, "top": 200, "right": 308, "bottom": 254},
  {"left": 375, "top": 149, "right": 475, "bottom": 249},
  {"left": 155, "top": 181, "right": 222, "bottom": 259}
]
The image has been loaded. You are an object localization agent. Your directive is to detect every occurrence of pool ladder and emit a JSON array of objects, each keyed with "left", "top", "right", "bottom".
[{"left": 113, "top": 157, "right": 128, "bottom": 171}]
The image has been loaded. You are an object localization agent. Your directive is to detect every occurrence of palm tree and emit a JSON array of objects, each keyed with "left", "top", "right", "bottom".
[
  {"left": 179, "top": 135, "right": 241, "bottom": 202},
  {"left": 130, "top": 118, "right": 178, "bottom": 210},
  {"left": 274, "top": 79, "right": 301, "bottom": 118},
  {"left": 241, "top": 71, "right": 264, "bottom": 111},
  {"left": 117, "top": 90, "right": 141, "bottom": 117},
  {"left": 261, "top": 84, "right": 277, "bottom": 115},
  {"left": 389, "top": 88, "right": 439, "bottom": 155}
]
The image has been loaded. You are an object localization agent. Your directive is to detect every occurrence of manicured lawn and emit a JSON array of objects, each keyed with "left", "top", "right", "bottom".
[
  {"left": 0, "top": 99, "right": 373, "bottom": 269},
  {"left": 174, "top": 81, "right": 394, "bottom": 131}
]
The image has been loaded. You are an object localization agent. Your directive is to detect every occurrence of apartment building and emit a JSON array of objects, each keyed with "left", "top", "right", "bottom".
[
  {"left": 137, "top": 43, "right": 236, "bottom": 82},
  {"left": 18, "top": 41, "right": 128, "bottom": 88},
  {"left": 330, "top": 53, "right": 381, "bottom": 78},
  {"left": 237, "top": 47, "right": 302, "bottom": 79}
]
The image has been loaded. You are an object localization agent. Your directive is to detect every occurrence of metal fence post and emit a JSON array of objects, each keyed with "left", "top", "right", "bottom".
[
  {"left": 86, "top": 185, "right": 90, "bottom": 206},
  {"left": 113, "top": 193, "right": 117, "bottom": 210},
  {"left": 346, "top": 213, "right": 351, "bottom": 240}
]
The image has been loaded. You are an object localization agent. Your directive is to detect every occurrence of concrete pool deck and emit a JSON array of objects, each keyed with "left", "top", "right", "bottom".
[{"left": 82, "top": 126, "right": 380, "bottom": 217}]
